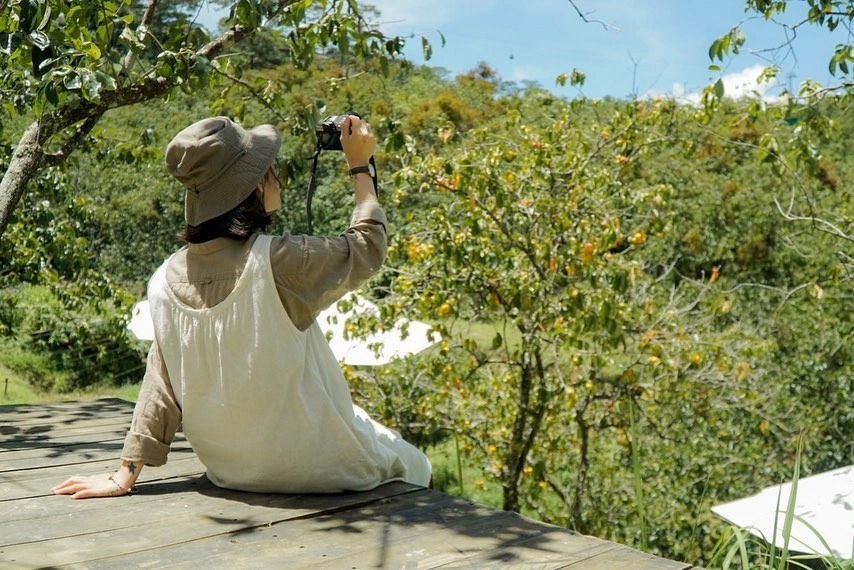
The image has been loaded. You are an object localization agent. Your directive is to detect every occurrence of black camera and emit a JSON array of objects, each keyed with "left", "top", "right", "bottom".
[{"left": 315, "top": 111, "right": 361, "bottom": 151}]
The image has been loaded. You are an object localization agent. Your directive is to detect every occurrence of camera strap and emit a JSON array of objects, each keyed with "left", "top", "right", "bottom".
[
  {"left": 306, "top": 146, "right": 322, "bottom": 235},
  {"left": 305, "top": 146, "right": 378, "bottom": 235}
]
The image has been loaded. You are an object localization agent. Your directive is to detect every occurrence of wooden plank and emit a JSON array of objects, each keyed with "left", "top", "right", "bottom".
[
  {"left": 0, "top": 401, "right": 697, "bottom": 570},
  {"left": 0, "top": 481, "right": 424, "bottom": 567},
  {"left": 0, "top": 437, "right": 192, "bottom": 473},
  {"left": 557, "top": 544, "right": 694, "bottom": 570},
  {"left": 316, "top": 492, "right": 627, "bottom": 569},
  {"left": 0, "top": 451, "right": 202, "bottom": 501},
  {"left": 0, "top": 398, "right": 133, "bottom": 427},
  {"left": 0, "top": 416, "right": 130, "bottom": 446},
  {"left": 1, "top": 474, "right": 417, "bottom": 545},
  {"left": 54, "top": 490, "right": 519, "bottom": 568},
  {"left": 0, "top": 438, "right": 124, "bottom": 472},
  {"left": 0, "top": 473, "right": 205, "bottom": 527},
  {"left": 82, "top": 488, "right": 681, "bottom": 570},
  {"left": 0, "top": 398, "right": 133, "bottom": 460}
]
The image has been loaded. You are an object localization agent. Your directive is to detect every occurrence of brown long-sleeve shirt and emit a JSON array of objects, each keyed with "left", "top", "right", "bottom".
[{"left": 120, "top": 201, "right": 388, "bottom": 466}]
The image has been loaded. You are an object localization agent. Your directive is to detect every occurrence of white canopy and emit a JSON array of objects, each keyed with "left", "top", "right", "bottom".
[
  {"left": 128, "top": 294, "right": 439, "bottom": 367},
  {"left": 317, "top": 294, "right": 439, "bottom": 366},
  {"left": 712, "top": 464, "right": 853, "bottom": 560},
  {"left": 127, "top": 300, "right": 155, "bottom": 342}
]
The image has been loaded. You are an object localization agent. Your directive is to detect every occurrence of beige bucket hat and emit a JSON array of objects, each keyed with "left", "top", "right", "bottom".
[{"left": 165, "top": 116, "right": 282, "bottom": 225}]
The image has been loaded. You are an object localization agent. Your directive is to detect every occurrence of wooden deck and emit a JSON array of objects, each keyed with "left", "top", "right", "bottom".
[{"left": 1, "top": 398, "right": 695, "bottom": 569}]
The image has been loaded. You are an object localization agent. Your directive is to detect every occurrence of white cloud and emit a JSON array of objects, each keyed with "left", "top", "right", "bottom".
[
  {"left": 510, "top": 66, "right": 536, "bottom": 82},
  {"left": 721, "top": 64, "right": 778, "bottom": 100},
  {"left": 651, "top": 64, "right": 780, "bottom": 105},
  {"left": 669, "top": 82, "right": 702, "bottom": 106}
]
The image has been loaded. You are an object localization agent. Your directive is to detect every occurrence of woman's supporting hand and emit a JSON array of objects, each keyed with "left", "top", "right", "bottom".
[{"left": 52, "top": 461, "right": 142, "bottom": 499}]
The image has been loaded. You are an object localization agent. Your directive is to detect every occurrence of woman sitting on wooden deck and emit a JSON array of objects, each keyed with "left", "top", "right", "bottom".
[{"left": 53, "top": 115, "right": 432, "bottom": 499}]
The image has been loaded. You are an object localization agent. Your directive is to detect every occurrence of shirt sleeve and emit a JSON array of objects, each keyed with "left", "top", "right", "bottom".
[
  {"left": 270, "top": 200, "right": 388, "bottom": 331},
  {"left": 121, "top": 340, "right": 183, "bottom": 467}
]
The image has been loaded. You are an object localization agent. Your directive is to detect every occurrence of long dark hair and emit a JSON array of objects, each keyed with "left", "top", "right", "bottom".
[{"left": 178, "top": 191, "right": 271, "bottom": 244}]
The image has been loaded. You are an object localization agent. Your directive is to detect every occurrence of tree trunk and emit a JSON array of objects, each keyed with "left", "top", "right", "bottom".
[
  {"left": 571, "top": 410, "right": 591, "bottom": 532},
  {"left": 0, "top": 122, "right": 44, "bottom": 237},
  {"left": 501, "top": 349, "right": 548, "bottom": 513}
]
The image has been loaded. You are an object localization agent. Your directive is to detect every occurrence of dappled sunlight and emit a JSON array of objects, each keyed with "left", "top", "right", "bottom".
[{"left": 0, "top": 400, "right": 694, "bottom": 568}]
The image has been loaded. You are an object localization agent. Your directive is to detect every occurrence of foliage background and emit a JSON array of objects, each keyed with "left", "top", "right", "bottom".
[{"left": 0, "top": 1, "right": 851, "bottom": 566}]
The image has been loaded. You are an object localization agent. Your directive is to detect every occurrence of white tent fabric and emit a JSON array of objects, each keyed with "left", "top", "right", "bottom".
[
  {"left": 128, "top": 294, "right": 438, "bottom": 366},
  {"left": 317, "top": 294, "right": 438, "bottom": 366},
  {"left": 127, "top": 300, "right": 155, "bottom": 342},
  {"left": 712, "top": 464, "right": 853, "bottom": 560}
]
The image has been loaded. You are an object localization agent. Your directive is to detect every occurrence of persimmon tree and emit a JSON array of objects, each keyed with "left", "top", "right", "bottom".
[
  {"left": 368, "top": 95, "right": 763, "bottom": 525},
  {"left": 342, "top": 85, "right": 848, "bottom": 563}
]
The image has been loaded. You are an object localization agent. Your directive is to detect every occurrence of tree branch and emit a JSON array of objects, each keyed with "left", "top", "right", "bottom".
[
  {"left": 122, "top": 0, "right": 160, "bottom": 72},
  {"left": 772, "top": 199, "right": 853, "bottom": 242},
  {"left": 37, "top": 21, "right": 254, "bottom": 142},
  {"left": 43, "top": 114, "right": 103, "bottom": 167},
  {"left": 566, "top": 0, "right": 621, "bottom": 32},
  {"left": 210, "top": 65, "right": 292, "bottom": 124},
  {"left": 0, "top": 13, "right": 257, "bottom": 237}
]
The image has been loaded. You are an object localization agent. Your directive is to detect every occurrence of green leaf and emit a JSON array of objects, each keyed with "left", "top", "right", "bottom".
[
  {"left": 421, "top": 36, "right": 432, "bottom": 61},
  {"left": 119, "top": 27, "right": 144, "bottom": 53},
  {"left": 63, "top": 73, "right": 82, "bottom": 90},
  {"left": 28, "top": 30, "right": 50, "bottom": 50},
  {"left": 192, "top": 54, "right": 211, "bottom": 76},
  {"left": 37, "top": 4, "right": 52, "bottom": 31},
  {"left": 491, "top": 332, "right": 503, "bottom": 350},
  {"left": 78, "top": 68, "right": 101, "bottom": 101},
  {"left": 94, "top": 70, "right": 116, "bottom": 90},
  {"left": 713, "top": 78, "right": 725, "bottom": 99},
  {"left": 83, "top": 42, "right": 101, "bottom": 61},
  {"left": 66, "top": 5, "right": 82, "bottom": 23},
  {"left": 44, "top": 81, "right": 58, "bottom": 106},
  {"left": 708, "top": 38, "right": 720, "bottom": 61}
]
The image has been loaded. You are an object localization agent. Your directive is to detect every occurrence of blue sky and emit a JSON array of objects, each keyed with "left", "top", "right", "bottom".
[{"left": 198, "top": 1, "right": 848, "bottom": 100}]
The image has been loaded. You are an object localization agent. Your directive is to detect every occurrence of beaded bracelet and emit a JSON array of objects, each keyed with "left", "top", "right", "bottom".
[{"left": 107, "top": 473, "right": 136, "bottom": 496}]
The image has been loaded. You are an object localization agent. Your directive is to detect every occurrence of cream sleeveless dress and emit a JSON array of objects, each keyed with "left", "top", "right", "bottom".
[{"left": 147, "top": 234, "right": 431, "bottom": 493}]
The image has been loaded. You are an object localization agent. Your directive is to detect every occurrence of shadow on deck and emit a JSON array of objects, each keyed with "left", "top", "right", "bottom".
[{"left": 0, "top": 398, "right": 696, "bottom": 569}]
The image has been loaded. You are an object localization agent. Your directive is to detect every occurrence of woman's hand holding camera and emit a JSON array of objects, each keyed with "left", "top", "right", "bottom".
[
  {"left": 340, "top": 115, "right": 375, "bottom": 168},
  {"left": 340, "top": 115, "right": 377, "bottom": 202}
]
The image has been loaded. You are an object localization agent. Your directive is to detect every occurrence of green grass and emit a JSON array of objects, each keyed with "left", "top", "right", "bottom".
[
  {"left": 0, "top": 337, "right": 142, "bottom": 405},
  {"left": 426, "top": 436, "right": 575, "bottom": 529},
  {"left": 0, "top": 359, "right": 141, "bottom": 405},
  {"left": 708, "top": 436, "right": 853, "bottom": 570},
  {"left": 427, "top": 436, "right": 504, "bottom": 509}
]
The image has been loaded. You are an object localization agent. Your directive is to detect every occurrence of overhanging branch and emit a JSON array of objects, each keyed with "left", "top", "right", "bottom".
[
  {"left": 210, "top": 65, "right": 291, "bottom": 124},
  {"left": 43, "top": 114, "right": 103, "bottom": 167}
]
